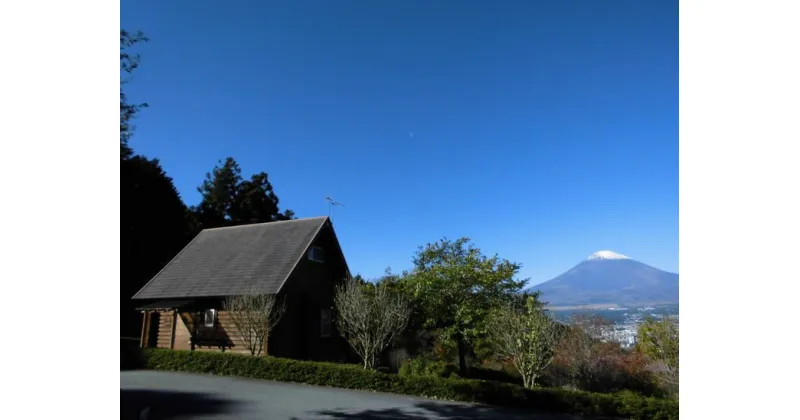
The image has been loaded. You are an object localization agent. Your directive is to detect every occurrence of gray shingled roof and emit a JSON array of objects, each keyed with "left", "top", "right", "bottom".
[
  {"left": 134, "top": 300, "right": 198, "bottom": 311},
  {"left": 132, "top": 216, "right": 329, "bottom": 300}
]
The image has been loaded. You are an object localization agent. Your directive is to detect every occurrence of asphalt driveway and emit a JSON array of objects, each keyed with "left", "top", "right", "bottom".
[{"left": 121, "top": 371, "right": 588, "bottom": 420}]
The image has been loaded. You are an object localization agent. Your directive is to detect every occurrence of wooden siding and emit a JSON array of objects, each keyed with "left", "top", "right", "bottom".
[
  {"left": 186, "top": 310, "right": 257, "bottom": 355},
  {"left": 142, "top": 308, "right": 268, "bottom": 355},
  {"left": 173, "top": 313, "right": 192, "bottom": 351},
  {"left": 155, "top": 311, "right": 174, "bottom": 349}
]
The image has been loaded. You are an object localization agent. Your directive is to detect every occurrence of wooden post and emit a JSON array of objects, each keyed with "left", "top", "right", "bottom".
[
  {"left": 262, "top": 327, "right": 269, "bottom": 357},
  {"left": 141, "top": 312, "right": 151, "bottom": 348},
  {"left": 139, "top": 311, "right": 147, "bottom": 348},
  {"left": 191, "top": 312, "right": 198, "bottom": 351},
  {"left": 169, "top": 310, "right": 177, "bottom": 349}
]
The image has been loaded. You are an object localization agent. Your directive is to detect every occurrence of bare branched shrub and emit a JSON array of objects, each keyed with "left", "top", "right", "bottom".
[
  {"left": 224, "top": 288, "right": 286, "bottom": 356},
  {"left": 334, "top": 277, "right": 411, "bottom": 369},
  {"left": 556, "top": 315, "right": 615, "bottom": 386},
  {"left": 485, "top": 297, "right": 562, "bottom": 388},
  {"left": 550, "top": 315, "right": 657, "bottom": 395}
]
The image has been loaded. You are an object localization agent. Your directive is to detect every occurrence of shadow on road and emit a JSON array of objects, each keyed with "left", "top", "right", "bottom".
[
  {"left": 303, "top": 401, "right": 589, "bottom": 420},
  {"left": 121, "top": 389, "right": 237, "bottom": 420}
]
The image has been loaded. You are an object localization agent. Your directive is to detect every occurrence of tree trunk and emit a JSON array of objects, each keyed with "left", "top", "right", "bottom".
[
  {"left": 362, "top": 351, "right": 376, "bottom": 370},
  {"left": 457, "top": 335, "right": 467, "bottom": 377},
  {"left": 528, "top": 373, "right": 537, "bottom": 389}
]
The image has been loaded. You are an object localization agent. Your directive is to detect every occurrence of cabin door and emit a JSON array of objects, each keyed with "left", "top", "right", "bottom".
[{"left": 147, "top": 312, "right": 160, "bottom": 348}]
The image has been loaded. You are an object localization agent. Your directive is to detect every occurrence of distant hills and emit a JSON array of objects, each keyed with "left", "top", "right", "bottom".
[{"left": 527, "top": 250, "right": 679, "bottom": 308}]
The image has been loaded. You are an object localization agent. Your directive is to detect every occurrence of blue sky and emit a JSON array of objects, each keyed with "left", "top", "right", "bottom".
[{"left": 121, "top": 0, "right": 678, "bottom": 286}]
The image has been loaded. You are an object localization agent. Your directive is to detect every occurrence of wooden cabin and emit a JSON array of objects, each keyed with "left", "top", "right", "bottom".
[{"left": 132, "top": 216, "right": 353, "bottom": 362}]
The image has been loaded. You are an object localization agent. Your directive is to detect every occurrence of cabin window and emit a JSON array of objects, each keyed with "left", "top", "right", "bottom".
[
  {"left": 204, "top": 309, "right": 216, "bottom": 327},
  {"left": 320, "top": 308, "right": 332, "bottom": 337},
  {"left": 308, "top": 246, "right": 325, "bottom": 263}
]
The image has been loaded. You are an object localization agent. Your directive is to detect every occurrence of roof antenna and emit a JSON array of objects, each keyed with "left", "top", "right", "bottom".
[{"left": 325, "top": 196, "right": 345, "bottom": 221}]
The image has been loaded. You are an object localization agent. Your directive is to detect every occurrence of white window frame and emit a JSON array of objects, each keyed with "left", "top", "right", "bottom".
[
  {"left": 308, "top": 246, "right": 325, "bottom": 263},
  {"left": 204, "top": 309, "right": 216, "bottom": 327},
  {"left": 320, "top": 308, "right": 332, "bottom": 338}
]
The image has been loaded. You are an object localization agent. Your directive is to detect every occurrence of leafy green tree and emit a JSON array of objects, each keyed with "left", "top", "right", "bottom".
[
  {"left": 277, "top": 209, "right": 295, "bottom": 221},
  {"left": 231, "top": 172, "right": 282, "bottom": 223},
  {"left": 403, "top": 237, "right": 526, "bottom": 375},
  {"left": 194, "top": 157, "right": 243, "bottom": 227},
  {"left": 637, "top": 316, "right": 679, "bottom": 394},
  {"left": 485, "top": 296, "right": 563, "bottom": 388},
  {"left": 473, "top": 290, "right": 547, "bottom": 363},
  {"left": 194, "top": 157, "right": 294, "bottom": 230}
]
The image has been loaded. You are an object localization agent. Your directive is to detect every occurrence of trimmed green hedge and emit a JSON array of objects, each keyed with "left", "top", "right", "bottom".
[
  {"left": 141, "top": 349, "right": 677, "bottom": 420},
  {"left": 398, "top": 356, "right": 460, "bottom": 379}
]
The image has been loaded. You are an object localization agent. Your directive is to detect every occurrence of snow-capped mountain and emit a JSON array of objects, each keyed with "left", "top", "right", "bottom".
[
  {"left": 586, "top": 250, "right": 629, "bottom": 261},
  {"left": 528, "top": 250, "right": 679, "bottom": 307}
]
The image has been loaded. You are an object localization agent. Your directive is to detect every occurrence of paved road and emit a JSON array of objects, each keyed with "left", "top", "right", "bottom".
[{"left": 121, "top": 371, "right": 587, "bottom": 420}]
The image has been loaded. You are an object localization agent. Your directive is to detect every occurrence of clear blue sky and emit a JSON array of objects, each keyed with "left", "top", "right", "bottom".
[{"left": 121, "top": 0, "right": 678, "bottom": 286}]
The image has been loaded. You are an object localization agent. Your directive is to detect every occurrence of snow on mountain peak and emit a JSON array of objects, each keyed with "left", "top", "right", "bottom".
[{"left": 587, "top": 250, "right": 630, "bottom": 261}]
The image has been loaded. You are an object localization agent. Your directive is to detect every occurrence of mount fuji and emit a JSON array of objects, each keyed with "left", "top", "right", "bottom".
[{"left": 528, "top": 251, "right": 679, "bottom": 308}]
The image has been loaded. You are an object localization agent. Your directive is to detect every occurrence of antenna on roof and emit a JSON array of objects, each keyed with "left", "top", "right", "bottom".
[{"left": 325, "top": 196, "right": 346, "bottom": 221}]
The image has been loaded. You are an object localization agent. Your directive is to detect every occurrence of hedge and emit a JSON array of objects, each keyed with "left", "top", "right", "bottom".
[{"left": 140, "top": 349, "right": 677, "bottom": 420}]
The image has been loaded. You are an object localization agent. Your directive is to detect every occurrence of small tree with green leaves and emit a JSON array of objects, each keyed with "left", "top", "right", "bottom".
[
  {"left": 334, "top": 276, "right": 411, "bottom": 369},
  {"left": 637, "top": 316, "right": 679, "bottom": 395},
  {"left": 485, "top": 296, "right": 563, "bottom": 388},
  {"left": 403, "top": 237, "right": 525, "bottom": 375}
]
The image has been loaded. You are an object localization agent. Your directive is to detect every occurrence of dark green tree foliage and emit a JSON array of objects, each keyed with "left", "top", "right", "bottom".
[
  {"left": 193, "top": 157, "right": 294, "bottom": 229},
  {"left": 404, "top": 238, "right": 526, "bottom": 376},
  {"left": 232, "top": 172, "right": 280, "bottom": 223},
  {"left": 121, "top": 156, "right": 192, "bottom": 336},
  {"left": 194, "top": 157, "right": 242, "bottom": 227},
  {"left": 120, "top": 29, "right": 192, "bottom": 336}
]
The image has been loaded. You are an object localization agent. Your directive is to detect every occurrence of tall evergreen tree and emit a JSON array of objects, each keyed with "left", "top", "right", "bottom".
[
  {"left": 193, "top": 157, "right": 294, "bottom": 230},
  {"left": 194, "top": 157, "right": 243, "bottom": 228}
]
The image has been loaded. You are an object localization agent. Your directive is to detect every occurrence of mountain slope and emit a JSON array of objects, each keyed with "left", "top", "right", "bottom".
[{"left": 529, "top": 250, "right": 679, "bottom": 307}]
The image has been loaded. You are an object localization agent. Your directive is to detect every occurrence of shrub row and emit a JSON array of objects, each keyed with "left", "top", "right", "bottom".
[
  {"left": 399, "top": 356, "right": 524, "bottom": 386},
  {"left": 141, "top": 349, "right": 677, "bottom": 420},
  {"left": 398, "top": 356, "right": 460, "bottom": 379}
]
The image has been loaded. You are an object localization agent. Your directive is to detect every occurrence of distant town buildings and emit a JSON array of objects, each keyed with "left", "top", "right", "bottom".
[{"left": 554, "top": 306, "right": 679, "bottom": 349}]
